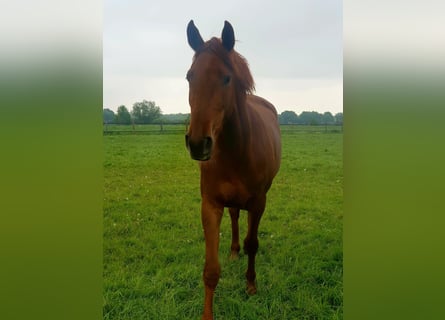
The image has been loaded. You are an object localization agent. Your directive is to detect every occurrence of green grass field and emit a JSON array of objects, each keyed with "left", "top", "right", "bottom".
[{"left": 103, "top": 125, "right": 343, "bottom": 319}]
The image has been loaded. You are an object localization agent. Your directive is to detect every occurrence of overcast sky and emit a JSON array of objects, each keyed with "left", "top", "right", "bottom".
[{"left": 104, "top": 0, "right": 343, "bottom": 115}]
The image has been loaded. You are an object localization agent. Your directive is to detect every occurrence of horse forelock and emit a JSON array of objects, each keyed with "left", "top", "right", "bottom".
[{"left": 193, "top": 38, "right": 255, "bottom": 96}]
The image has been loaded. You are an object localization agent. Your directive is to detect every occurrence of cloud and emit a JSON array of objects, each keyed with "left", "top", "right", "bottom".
[{"left": 104, "top": 0, "right": 343, "bottom": 112}]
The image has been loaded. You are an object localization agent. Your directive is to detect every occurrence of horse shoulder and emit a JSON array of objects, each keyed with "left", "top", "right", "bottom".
[{"left": 245, "top": 95, "right": 281, "bottom": 180}]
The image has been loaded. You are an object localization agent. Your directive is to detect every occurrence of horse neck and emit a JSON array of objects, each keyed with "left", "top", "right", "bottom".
[{"left": 219, "top": 93, "right": 251, "bottom": 159}]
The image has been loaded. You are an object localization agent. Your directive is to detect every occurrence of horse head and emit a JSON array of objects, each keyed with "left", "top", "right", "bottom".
[{"left": 185, "top": 20, "right": 238, "bottom": 161}]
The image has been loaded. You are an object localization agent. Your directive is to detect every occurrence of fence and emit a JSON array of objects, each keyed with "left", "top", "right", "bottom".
[
  {"left": 103, "top": 124, "right": 188, "bottom": 135},
  {"left": 103, "top": 124, "right": 343, "bottom": 135}
]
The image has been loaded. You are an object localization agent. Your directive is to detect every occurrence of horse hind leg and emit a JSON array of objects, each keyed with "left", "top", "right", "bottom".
[
  {"left": 244, "top": 197, "right": 266, "bottom": 295},
  {"left": 229, "top": 207, "right": 240, "bottom": 260}
]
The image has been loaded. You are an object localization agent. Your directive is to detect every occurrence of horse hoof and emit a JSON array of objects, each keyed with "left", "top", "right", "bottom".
[
  {"left": 246, "top": 284, "right": 257, "bottom": 295},
  {"left": 229, "top": 251, "right": 239, "bottom": 260}
]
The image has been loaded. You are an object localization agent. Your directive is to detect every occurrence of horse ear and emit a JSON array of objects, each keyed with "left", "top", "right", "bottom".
[
  {"left": 187, "top": 20, "right": 204, "bottom": 52},
  {"left": 221, "top": 20, "right": 235, "bottom": 52}
]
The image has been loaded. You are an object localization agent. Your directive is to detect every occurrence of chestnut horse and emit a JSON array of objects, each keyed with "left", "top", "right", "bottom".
[{"left": 185, "top": 20, "right": 281, "bottom": 320}]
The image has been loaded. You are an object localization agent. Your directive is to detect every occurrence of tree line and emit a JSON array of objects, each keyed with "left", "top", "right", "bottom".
[
  {"left": 103, "top": 100, "right": 343, "bottom": 126},
  {"left": 279, "top": 110, "right": 343, "bottom": 125},
  {"left": 103, "top": 100, "right": 163, "bottom": 125}
]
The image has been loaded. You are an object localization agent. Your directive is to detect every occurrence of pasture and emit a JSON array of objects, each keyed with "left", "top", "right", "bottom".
[{"left": 103, "top": 125, "right": 343, "bottom": 319}]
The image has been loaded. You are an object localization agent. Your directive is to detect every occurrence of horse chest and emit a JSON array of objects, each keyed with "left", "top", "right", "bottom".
[{"left": 201, "top": 169, "right": 261, "bottom": 210}]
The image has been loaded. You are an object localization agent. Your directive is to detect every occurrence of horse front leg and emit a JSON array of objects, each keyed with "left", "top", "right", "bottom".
[
  {"left": 229, "top": 207, "right": 240, "bottom": 260},
  {"left": 201, "top": 198, "right": 223, "bottom": 320}
]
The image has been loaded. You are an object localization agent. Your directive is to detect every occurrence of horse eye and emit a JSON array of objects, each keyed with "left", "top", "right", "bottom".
[{"left": 223, "top": 75, "right": 231, "bottom": 86}]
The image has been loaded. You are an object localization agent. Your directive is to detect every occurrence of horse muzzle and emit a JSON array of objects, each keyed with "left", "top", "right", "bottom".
[{"left": 185, "top": 135, "right": 213, "bottom": 161}]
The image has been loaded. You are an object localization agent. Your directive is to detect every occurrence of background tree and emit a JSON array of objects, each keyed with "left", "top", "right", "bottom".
[
  {"left": 115, "top": 105, "right": 131, "bottom": 124},
  {"left": 161, "top": 113, "right": 190, "bottom": 124},
  {"left": 322, "top": 111, "right": 335, "bottom": 125},
  {"left": 131, "top": 100, "right": 162, "bottom": 124},
  {"left": 334, "top": 112, "right": 343, "bottom": 125},
  {"left": 299, "top": 111, "right": 323, "bottom": 125},
  {"left": 279, "top": 110, "right": 299, "bottom": 124},
  {"left": 131, "top": 103, "right": 143, "bottom": 123},
  {"left": 103, "top": 108, "right": 115, "bottom": 124}
]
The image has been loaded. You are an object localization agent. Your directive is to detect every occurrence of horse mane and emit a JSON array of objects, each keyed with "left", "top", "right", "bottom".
[{"left": 193, "top": 37, "right": 255, "bottom": 96}]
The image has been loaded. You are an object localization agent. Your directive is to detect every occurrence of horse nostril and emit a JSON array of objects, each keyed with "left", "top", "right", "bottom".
[
  {"left": 203, "top": 136, "right": 212, "bottom": 150},
  {"left": 186, "top": 135, "right": 212, "bottom": 161}
]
